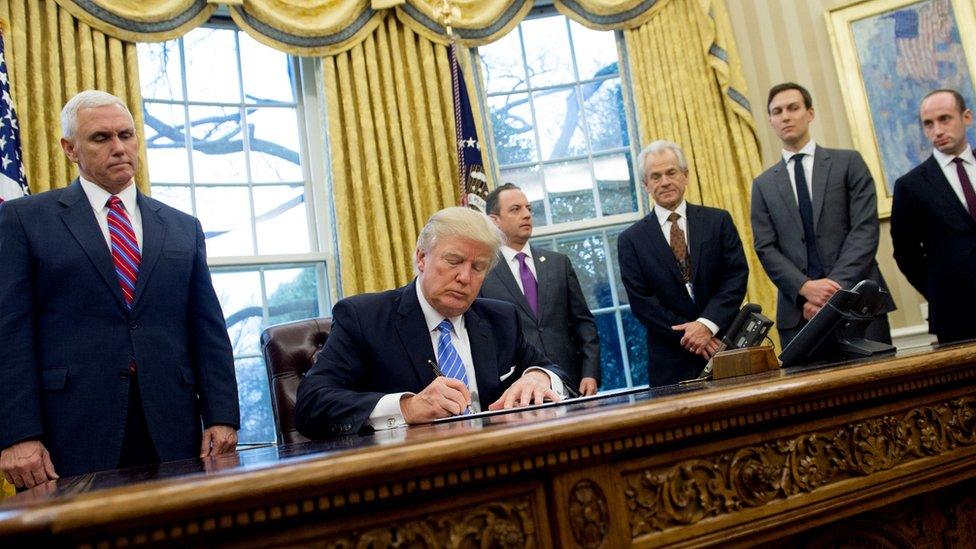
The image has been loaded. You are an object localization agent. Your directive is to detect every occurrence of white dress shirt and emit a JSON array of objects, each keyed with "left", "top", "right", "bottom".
[
  {"left": 79, "top": 178, "right": 143, "bottom": 250},
  {"left": 652, "top": 200, "right": 719, "bottom": 336},
  {"left": 500, "top": 243, "right": 537, "bottom": 294},
  {"left": 781, "top": 139, "right": 817, "bottom": 206},
  {"left": 367, "top": 281, "right": 566, "bottom": 430},
  {"left": 932, "top": 145, "right": 976, "bottom": 210}
]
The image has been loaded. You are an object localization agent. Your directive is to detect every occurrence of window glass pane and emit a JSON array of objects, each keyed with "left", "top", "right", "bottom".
[
  {"left": 545, "top": 159, "right": 595, "bottom": 224},
  {"left": 213, "top": 269, "right": 263, "bottom": 356},
  {"left": 622, "top": 309, "right": 648, "bottom": 386},
  {"left": 595, "top": 154, "right": 637, "bottom": 216},
  {"left": 584, "top": 78, "right": 626, "bottom": 152},
  {"left": 266, "top": 266, "right": 321, "bottom": 326},
  {"left": 139, "top": 40, "right": 184, "bottom": 101},
  {"left": 183, "top": 28, "right": 241, "bottom": 104},
  {"left": 553, "top": 233, "right": 612, "bottom": 309},
  {"left": 480, "top": 29, "right": 527, "bottom": 95},
  {"left": 521, "top": 17, "right": 575, "bottom": 87},
  {"left": 247, "top": 108, "right": 303, "bottom": 183},
  {"left": 489, "top": 93, "right": 537, "bottom": 165},
  {"left": 254, "top": 184, "right": 310, "bottom": 255},
  {"left": 151, "top": 185, "right": 193, "bottom": 216},
  {"left": 239, "top": 32, "right": 295, "bottom": 103},
  {"left": 570, "top": 20, "right": 619, "bottom": 80},
  {"left": 500, "top": 165, "right": 548, "bottom": 227},
  {"left": 188, "top": 105, "right": 248, "bottom": 184},
  {"left": 196, "top": 185, "right": 254, "bottom": 256},
  {"left": 595, "top": 313, "right": 626, "bottom": 390},
  {"left": 534, "top": 87, "right": 586, "bottom": 160},
  {"left": 234, "top": 356, "right": 276, "bottom": 444},
  {"left": 144, "top": 102, "right": 190, "bottom": 183}
]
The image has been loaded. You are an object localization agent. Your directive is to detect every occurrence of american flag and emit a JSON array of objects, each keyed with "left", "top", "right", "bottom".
[
  {"left": 449, "top": 40, "right": 488, "bottom": 212},
  {"left": 0, "top": 31, "right": 28, "bottom": 204}
]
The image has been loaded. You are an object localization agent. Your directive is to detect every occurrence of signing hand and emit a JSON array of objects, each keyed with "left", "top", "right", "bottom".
[
  {"left": 673, "top": 321, "right": 715, "bottom": 357},
  {"left": 799, "top": 278, "right": 841, "bottom": 307},
  {"left": 578, "top": 377, "right": 598, "bottom": 396},
  {"left": 200, "top": 425, "right": 238, "bottom": 457},
  {"left": 1, "top": 440, "right": 58, "bottom": 490},
  {"left": 489, "top": 370, "right": 560, "bottom": 410},
  {"left": 802, "top": 301, "right": 821, "bottom": 320},
  {"left": 401, "top": 376, "right": 471, "bottom": 424}
]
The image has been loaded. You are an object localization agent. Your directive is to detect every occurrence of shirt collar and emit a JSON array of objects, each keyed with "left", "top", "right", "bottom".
[
  {"left": 933, "top": 144, "right": 976, "bottom": 169},
  {"left": 653, "top": 200, "right": 688, "bottom": 227},
  {"left": 500, "top": 243, "right": 532, "bottom": 264},
  {"left": 79, "top": 177, "right": 138, "bottom": 214},
  {"left": 781, "top": 139, "right": 817, "bottom": 164},
  {"left": 415, "top": 278, "right": 465, "bottom": 335}
]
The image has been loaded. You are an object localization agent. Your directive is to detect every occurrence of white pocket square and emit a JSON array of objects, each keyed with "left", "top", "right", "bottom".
[{"left": 499, "top": 365, "right": 517, "bottom": 382}]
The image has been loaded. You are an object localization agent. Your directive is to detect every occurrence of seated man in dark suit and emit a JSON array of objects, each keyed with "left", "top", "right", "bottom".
[
  {"left": 295, "top": 207, "right": 569, "bottom": 438},
  {"left": 618, "top": 140, "right": 749, "bottom": 387}
]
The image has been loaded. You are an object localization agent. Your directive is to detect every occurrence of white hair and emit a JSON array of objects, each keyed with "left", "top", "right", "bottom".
[
  {"left": 60, "top": 90, "right": 133, "bottom": 139},
  {"left": 414, "top": 207, "right": 504, "bottom": 273},
  {"left": 636, "top": 140, "right": 689, "bottom": 182}
]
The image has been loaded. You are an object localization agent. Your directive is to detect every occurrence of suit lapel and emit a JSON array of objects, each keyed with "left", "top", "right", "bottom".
[
  {"left": 491, "top": 253, "right": 536, "bottom": 320},
  {"left": 395, "top": 281, "right": 439, "bottom": 385},
  {"left": 531, "top": 251, "right": 548, "bottom": 323},
  {"left": 923, "top": 154, "right": 976, "bottom": 231},
  {"left": 58, "top": 181, "right": 126, "bottom": 309},
  {"left": 130, "top": 195, "right": 165, "bottom": 312},
  {"left": 464, "top": 306, "right": 499, "bottom": 404},
  {"left": 643, "top": 214, "right": 686, "bottom": 287},
  {"left": 811, "top": 146, "right": 830, "bottom": 230},
  {"left": 686, "top": 204, "right": 704, "bottom": 284},
  {"left": 771, "top": 161, "right": 803, "bottom": 230}
]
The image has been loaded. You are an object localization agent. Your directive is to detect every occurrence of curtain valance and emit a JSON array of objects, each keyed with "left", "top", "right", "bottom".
[{"left": 52, "top": 0, "right": 669, "bottom": 54}]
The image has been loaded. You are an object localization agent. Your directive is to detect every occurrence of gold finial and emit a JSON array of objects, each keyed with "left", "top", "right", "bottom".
[{"left": 437, "top": 0, "right": 460, "bottom": 37}]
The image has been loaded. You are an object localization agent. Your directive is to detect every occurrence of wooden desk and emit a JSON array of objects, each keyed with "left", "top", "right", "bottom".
[{"left": 3, "top": 343, "right": 976, "bottom": 547}]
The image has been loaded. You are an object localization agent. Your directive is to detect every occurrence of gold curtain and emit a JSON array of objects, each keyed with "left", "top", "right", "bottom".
[
  {"left": 324, "top": 13, "right": 459, "bottom": 295},
  {"left": 0, "top": 0, "right": 148, "bottom": 194},
  {"left": 624, "top": 0, "right": 777, "bottom": 326}
]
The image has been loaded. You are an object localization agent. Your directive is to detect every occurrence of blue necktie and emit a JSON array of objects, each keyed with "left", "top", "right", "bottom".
[
  {"left": 436, "top": 319, "right": 469, "bottom": 387},
  {"left": 793, "top": 154, "right": 825, "bottom": 279}
]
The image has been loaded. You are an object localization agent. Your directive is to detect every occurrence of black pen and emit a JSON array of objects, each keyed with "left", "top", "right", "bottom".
[{"left": 427, "top": 359, "right": 471, "bottom": 415}]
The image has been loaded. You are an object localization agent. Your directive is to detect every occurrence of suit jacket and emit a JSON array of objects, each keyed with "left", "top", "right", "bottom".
[
  {"left": 891, "top": 153, "right": 976, "bottom": 342},
  {"left": 617, "top": 204, "right": 748, "bottom": 387},
  {"left": 751, "top": 146, "right": 894, "bottom": 332},
  {"left": 294, "top": 281, "right": 562, "bottom": 438},
  {"left": 0, "top": 181, "right": 240, "bottom": 477},
  {"left": 479, "top": 248, "right": 600, "bottom": 388}
]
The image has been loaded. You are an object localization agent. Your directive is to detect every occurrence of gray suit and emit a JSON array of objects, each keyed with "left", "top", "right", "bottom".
[
  {"left": 480, "top": 248, "right": 600, "bottom": 390},
  {"left": 751, "top": 146, "right": 894, "bottom": 345}
]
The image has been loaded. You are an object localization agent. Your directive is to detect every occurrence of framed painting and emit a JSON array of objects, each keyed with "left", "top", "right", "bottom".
[{"left": 826, "top": 0, "right": 976, "bottom": 217}]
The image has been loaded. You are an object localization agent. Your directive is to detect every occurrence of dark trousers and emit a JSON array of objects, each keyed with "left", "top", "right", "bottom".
[{"left": 118, "top": 373, "right": 160, "bottom": 469}]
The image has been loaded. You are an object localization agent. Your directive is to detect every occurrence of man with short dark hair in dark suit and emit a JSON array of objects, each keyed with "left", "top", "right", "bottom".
[
  {"left": 618, "top": 140, "right": 748, "bottom": 387},
  {"left": 480, "top": 183, "right": 601, "bottom": 396},
  {"left": 0, "top": 90, "right": 240, "bottom": 490},
  {"left": 891, "top": 89, "right": 976, "bottom": 343},
  {"left": 752, "top": 82, "right": 894, "bottom": 348}
]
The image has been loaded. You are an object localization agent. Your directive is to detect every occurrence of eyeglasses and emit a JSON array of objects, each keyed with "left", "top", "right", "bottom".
[{"left": 645, "top": 168, "right": 686, "bottom": 183}]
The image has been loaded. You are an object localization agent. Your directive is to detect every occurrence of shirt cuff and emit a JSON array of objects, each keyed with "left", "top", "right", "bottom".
[
  {"left": 696, "top": 317, "right": 719, "bottom": 336},
  {"left": 525, "top": 367, "right": 567, "bottom": 398},
  {"left": 367, "top": 392, "right": 411, "bottom": 431}
]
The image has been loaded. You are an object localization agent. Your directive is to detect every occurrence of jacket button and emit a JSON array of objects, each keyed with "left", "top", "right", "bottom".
[
  {"left": 129, "top": 321, "right": 139, "bottom": 330},
  {"left": 119, "top": 370, "right": 129, "bottom": 381}
]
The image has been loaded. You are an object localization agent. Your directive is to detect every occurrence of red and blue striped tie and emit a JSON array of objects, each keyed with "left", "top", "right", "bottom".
[{"left": 106, "top": 196, "right": 140, "bottom": 308}]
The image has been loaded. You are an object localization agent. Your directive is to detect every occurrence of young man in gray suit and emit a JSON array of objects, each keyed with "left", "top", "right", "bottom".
[
  {"left": 480, "top": 184, "right": 601, "bottom": 395},
  {"left": 751, "top": 82, "right": 894, "bottom": 348}
]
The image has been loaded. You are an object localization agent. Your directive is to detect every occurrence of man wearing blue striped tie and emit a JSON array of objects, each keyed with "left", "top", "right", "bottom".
[{"left": 296, "top": 207, "right": 572, "bottom": 438}]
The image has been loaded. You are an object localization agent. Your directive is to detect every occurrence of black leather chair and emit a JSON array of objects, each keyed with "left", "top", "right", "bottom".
[{"left": 260, "top": 317, "right": 332, "bottom": 444}]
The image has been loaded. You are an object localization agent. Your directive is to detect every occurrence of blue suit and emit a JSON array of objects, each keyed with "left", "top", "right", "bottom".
[
  {"left": 294, "top": 281, "right": 560, "bottom": 438},
  {"left": 0, "top": 181, "right": 239, "bottom": 477},
  {"left": 618, "top": 204, "right": 749, "bottom": 387}
]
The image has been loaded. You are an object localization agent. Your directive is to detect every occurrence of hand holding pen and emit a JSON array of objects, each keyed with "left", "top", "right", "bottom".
[{"left": 398, "top": 361, "right": 472, "bottom": 424}]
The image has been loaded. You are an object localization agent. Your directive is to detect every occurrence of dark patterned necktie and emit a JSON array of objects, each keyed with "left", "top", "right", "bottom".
[
  {"left": 952, "top": 157, "right": 976, "bottom": 221},
  {"left": 515, "top": 252, "right": 538, "bottom": 316},
  {"left": 793, "top": 154, "right": 825, "bottom": 279},
  {"left": 668, "top": 212, "right": 691, "bottom": 283}
]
